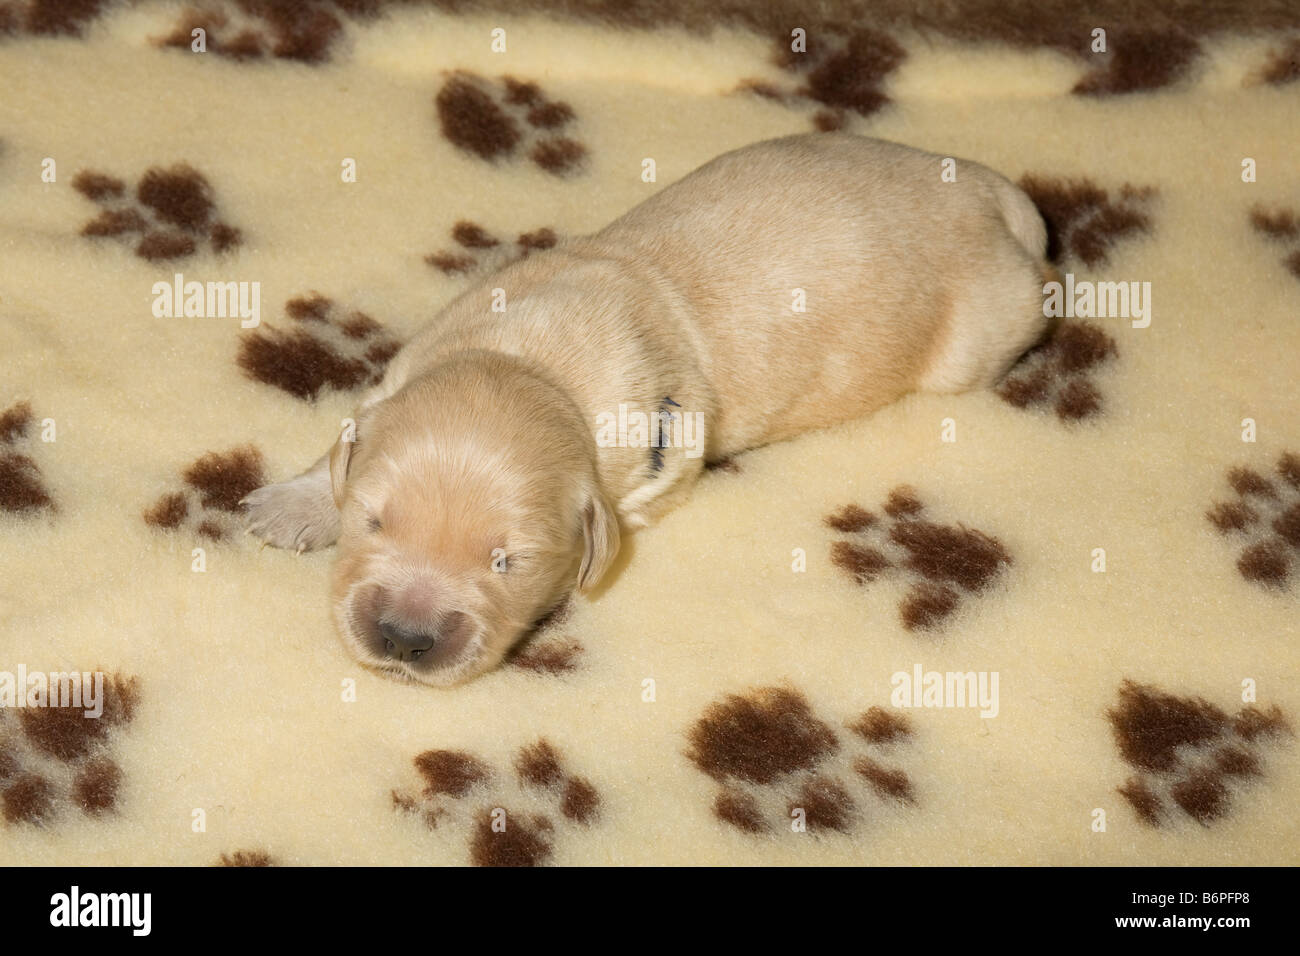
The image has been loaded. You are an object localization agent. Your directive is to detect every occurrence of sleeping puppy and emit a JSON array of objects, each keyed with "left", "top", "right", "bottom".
[{"left": 243, "top": 133, "right": 1052, "bottom": 686}]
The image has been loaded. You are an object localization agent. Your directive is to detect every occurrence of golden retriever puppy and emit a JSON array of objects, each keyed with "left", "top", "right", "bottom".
[{"left": 244, "top": 133, "right": 1051, "bottom": 685}]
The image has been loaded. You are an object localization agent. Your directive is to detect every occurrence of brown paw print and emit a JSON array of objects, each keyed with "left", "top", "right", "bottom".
[
  {"left": 392, "top": 738, "right": 601, "bottom": 866},
  {"left": 504, "top": 598, "right": 585, "bottom": 676},
  {"left": 1017, "top": 175, "right": 1156, "bottom": 267},
  {"left": 237, "top": 294, "right": 400, "bottom": 401},
  {"left": 1205, "top": 451, "right": 1300, "bottom": 588},
  {"left": 0, "top": 0, "right": 109, "bottom": 38},
  {"left": 0, "top": 401, "right": 54, "bottom": 515},
  {"left": 0, "top": 672, "right": 138, "bottom": 826},
  {"left": 1248, "top": 205, "right": 1300, "bottom": 281},
  {"left": 827, "top": 486, "right": 1012, "bottom": 631},
  {"left": 424, "top": 220, "right": 559, "bottom": 276},
  {"left": 1253, "top": 36, "right": 1300, "bottom": 86},
  {"left": 1109, "top": 680, "right": 1292, "bottom": 827},
  {"left": 687, "top": 686, "right": 919, "bottom": 835},
  {"left": 998, "top": 320, "right": 1119, "bottom": 422},
  {"left": 216, "top": 849, "right": 275, "bottom": 866},
  {"left": 737, "top": 27, "right": 906, "bottom": 132},
  {"left": 435, "top": 72, "right": 587, "bottom": 176},
  {"left": 143, "top": 445, "right": 266, "bottom": 543},
  {"left": 155, "top": 1, "right": 349, "bottom": 64},
  {"left": 1070, "top": 28, "right": 1201, "bottom": 97},
  {"left": 72, "top": 165, "right": 242, "bottom": 261}
]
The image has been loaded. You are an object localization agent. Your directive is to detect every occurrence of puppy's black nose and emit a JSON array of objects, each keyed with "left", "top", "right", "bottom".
[{"left": 379, "top": 622, "right": 436, "bottom": 662}]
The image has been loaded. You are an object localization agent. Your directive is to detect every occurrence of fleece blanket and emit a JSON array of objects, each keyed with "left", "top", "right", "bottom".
[{"left": 2, "top": 0, "right": 1299, "bottom": 867}]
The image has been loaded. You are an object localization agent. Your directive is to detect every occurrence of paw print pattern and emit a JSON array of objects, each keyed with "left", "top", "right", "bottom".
[
  {"left": 1017, "top": 175, "right": 1155, "bottom": 267},
  {"left": 737, "top": 27, "right": 907, "bottom": 132},
  {"left": 72, "top": 165, "right": 242, "bottom": 261},
  {"left": 424, "top": 219, "right": 559, "bottom": 277},
  {"left": 826, "top": 486, "right": 1012, "bottom": 631},
  {"left": 1108, "top": 680, "right": 1292, "bottom": 827},
  {"left": 505, "top": 598, "right": 586, "bottom": 676},
  {"left": 435, "top": 72, "right": 587, "bottom": 175},
  {"left": 391, "top": 738, "right": 602, "bottom": 866},
  {"left": 216, "top": 849, "right": 275, "bottom": 866},
  {"left": 155, "top": 2, "right": 346, "bottom": 64},
  {"left": 143, "top": 445, "right": 266, "bottom": 543},
  {"left": 0, "top": 401, "right": 54, "bottom": 515},
  {"left": 0, "top": 0, "right": 106, "bottom": 37},
  {"left": 1068, "top": 28, "right": 1201, "bottom": 97},
  {"left": 0, "top": 673, "right": 139, "bottom": 826},
  {"left": 1256, "top": 37, "right": 1300, "bottom": 87},
  {"left": 997, "top": 320, "right": 1119, "bottom": 422},
  {"left": 1205, "top": 451, "right": 1300, "bottom": 588},
  {"left": 1248, "top": 205, "right": 1300, "bottom": 281},
  {"left": 686, "top": 686, "right": 919, "bottom": 835},
  {"left": 236, "top": 294, "right": 401, "bottom": 401}
]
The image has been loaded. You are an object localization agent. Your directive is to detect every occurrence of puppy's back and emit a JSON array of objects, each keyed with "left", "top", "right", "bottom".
[{"left": 589, "top": 134, "right": 1050, "bottom": 450}]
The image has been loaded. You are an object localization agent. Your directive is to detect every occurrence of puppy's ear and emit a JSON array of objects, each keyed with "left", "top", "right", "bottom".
[
  {"left": 329, "top": 420, "right": 359, "bottom": 508},
  {"left": 577, "top": 489, "right": 620, "bottom": 592}
]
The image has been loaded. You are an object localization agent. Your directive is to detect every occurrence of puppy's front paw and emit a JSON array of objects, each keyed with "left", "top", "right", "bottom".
[{"left": 242, "top": 479, "right": 340, "bottom": 553}]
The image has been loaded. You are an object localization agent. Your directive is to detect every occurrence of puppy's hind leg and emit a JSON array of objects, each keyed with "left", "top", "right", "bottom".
[{"left": 242, "top": 452, "right": 340, "bottom": 553}]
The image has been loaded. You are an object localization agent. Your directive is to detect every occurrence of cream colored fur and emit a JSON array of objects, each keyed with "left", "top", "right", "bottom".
[{"left": 244, "top": 133, "right": 1051, "bottom": 684}]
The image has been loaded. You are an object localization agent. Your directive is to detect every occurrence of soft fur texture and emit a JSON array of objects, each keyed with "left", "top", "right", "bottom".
[
  {"left": 246, "top": 133, "right": 1051, "bottom": 685},
  {"left": 1, "top": 1, "right": 1298, "bottom": 866}
]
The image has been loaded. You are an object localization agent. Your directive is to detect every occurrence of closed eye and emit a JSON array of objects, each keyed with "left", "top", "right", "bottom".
[{"left": 367, "top": 515, "right": 382, "bottom": 533}]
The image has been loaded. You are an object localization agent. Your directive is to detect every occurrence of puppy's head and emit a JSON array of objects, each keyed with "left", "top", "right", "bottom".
[{"left": 329, "top": 355, "right": 619, "bottom": 686}]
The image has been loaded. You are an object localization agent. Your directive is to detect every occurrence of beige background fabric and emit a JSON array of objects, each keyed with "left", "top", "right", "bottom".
[{"left": 1, "top": 1, "right": 1297, "bottom": 865}]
